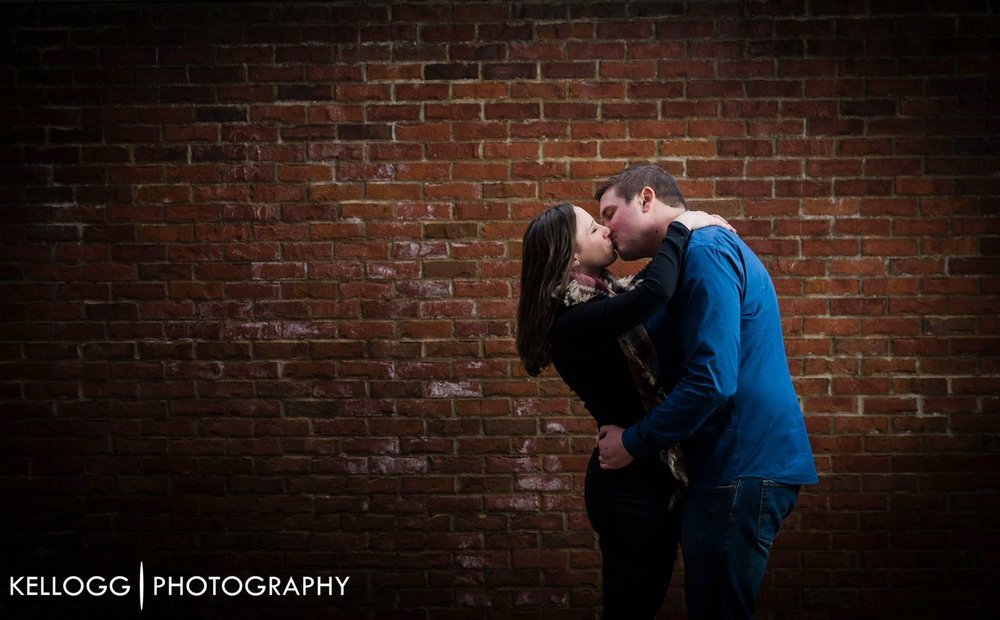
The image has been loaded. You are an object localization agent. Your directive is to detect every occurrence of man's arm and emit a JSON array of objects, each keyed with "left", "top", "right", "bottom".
[{"left": 597, "top": 238, "right": 743, "bottom": 467}]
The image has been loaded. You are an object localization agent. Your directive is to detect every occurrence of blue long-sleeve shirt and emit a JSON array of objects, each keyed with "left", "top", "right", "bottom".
[{"left": 621, "top": 227, "right": 818, "bottom": 489}]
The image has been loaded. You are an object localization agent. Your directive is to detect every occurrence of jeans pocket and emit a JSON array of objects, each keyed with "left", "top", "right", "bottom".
[{"left": 757, "top": 480, "right": 798, "bottom": 548}]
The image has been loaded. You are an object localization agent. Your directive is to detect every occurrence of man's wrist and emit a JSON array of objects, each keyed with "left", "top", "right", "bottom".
[{"left": 622, "top": 425, "right": 654, "bottom": 461}]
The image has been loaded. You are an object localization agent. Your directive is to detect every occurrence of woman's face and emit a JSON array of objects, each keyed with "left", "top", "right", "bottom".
[{"left": 572, "top": 206, "right": 615, "bottom": 276}]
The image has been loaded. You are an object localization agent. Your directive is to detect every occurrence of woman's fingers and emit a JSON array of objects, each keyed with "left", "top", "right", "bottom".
[{"left": 712, "top": 213, "right": 737, "bottom": 233}]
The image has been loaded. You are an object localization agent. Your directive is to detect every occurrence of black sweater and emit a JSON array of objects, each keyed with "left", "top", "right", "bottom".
[{"left": 549, "top": 222, "right": 691, "bottom": 430}]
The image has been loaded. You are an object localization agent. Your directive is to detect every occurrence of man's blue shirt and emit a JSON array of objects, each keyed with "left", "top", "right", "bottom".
[{"left": 622, "top": 227, "right": 818, "bottom": 488}]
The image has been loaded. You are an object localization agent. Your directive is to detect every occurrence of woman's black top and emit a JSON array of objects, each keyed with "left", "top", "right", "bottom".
[{"left": 549, "top": 221, "right": 691, "bottom": 430}]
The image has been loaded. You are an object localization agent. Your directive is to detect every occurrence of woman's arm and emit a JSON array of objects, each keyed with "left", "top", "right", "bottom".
[
  {"left": 553, "top": 211, "right": 734, "bottom": 340},
  {"left": 553, "top": 221, "right": 691, "bottom": 339}
]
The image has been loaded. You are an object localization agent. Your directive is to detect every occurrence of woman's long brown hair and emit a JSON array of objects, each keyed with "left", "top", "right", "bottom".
[{"left": 516, "top": 204, "right": 577, "bottom": 376}]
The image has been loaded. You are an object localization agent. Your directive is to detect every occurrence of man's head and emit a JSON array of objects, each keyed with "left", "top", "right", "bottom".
[{"left": 594, "top": 165, "right": 688, "bottom": 260}]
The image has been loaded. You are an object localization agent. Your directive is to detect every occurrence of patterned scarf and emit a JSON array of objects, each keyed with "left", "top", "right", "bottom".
[{"left": 562, "top": 271, "right": 688, "bottom": 499}]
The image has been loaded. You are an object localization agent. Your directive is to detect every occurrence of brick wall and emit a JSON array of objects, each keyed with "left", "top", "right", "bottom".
[{"left": 1, "top": 1, "right": 998, "bottom": 618}]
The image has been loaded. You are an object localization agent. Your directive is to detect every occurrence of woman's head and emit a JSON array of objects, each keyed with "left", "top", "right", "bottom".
[
  {"left": 516, "top": 204, "right": 614, "bottom": 376},
  {"left": 570, "top": 205, "right": 615, "bottom": 276}
]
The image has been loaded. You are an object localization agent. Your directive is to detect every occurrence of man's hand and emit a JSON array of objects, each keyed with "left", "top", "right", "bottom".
[{"left": 597, "top": 425, "right": 634, "bottom": 470}]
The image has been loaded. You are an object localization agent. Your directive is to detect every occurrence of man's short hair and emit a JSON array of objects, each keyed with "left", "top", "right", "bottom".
[{"left": 594, "top": 164, "right": 687, "bottom": 208}]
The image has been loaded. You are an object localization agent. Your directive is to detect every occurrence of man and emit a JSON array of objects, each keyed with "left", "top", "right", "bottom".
[{"left": 594, "top": 164, "right": 817, "bottom": 619}]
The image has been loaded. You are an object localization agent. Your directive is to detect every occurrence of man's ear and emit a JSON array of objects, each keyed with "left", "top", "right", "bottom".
[{"left": 638, "top": 186, "right": 655, "bottom": 212}]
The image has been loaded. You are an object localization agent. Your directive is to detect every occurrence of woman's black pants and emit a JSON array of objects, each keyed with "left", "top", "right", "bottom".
[{"left": 584, "top": 449, "right": 681, "bottom": 620}]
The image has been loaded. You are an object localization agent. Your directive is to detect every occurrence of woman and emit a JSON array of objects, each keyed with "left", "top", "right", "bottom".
[{"left": 516, "top": 204, "right": 732, "bottom": 619}]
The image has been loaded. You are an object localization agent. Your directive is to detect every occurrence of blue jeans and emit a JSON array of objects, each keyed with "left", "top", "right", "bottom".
[{"left": 680, "top": 478, "right": 800, "bottom": 619}]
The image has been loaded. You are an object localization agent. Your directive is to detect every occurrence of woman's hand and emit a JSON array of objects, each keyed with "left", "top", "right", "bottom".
[{"left": 674, "top": 210, "right": 736, "bottom": 234}]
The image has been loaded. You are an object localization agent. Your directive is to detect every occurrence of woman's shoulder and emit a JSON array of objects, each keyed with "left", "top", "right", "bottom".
[{"left": 550, "top": 300, "right": 595, "bottom": 338}]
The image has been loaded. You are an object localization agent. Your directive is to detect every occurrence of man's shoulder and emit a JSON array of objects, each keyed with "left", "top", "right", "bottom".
[
  {"left": 688, "top": 226, "right": 739, "bottom": 248},
  {"left": 686, "top": 227, "right": 750, "bottom": 262},
  {"left": 683, "top": 229, "right": 769, "bottom": 286}
]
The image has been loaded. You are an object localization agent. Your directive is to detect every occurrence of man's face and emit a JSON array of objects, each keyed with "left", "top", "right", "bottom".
[{"left": 598, "top": 188, "right": 647, "bottom": 261}]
